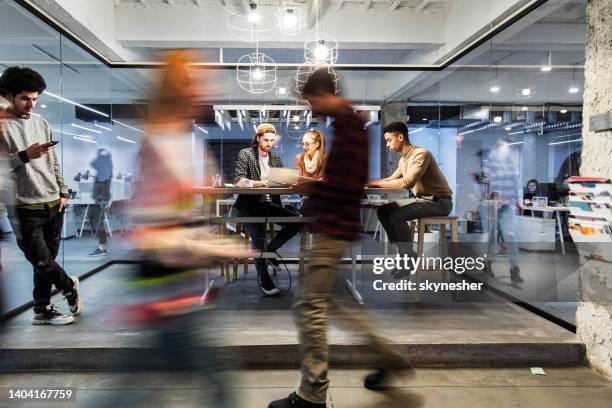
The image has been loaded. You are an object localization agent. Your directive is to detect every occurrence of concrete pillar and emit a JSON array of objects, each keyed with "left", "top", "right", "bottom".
[
  {"left": 380, "top": 100, "right": 406, "bottom": 177},
  {"left": 576, "top": 0, "right": 612, "bottom": 380}
]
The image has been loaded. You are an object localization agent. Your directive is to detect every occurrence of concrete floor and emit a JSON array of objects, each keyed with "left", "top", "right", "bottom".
[
  {"left": 0, "top": 263, "right": 584, "bottom": 371},
  {"left": 0, "top": 367, "right": 610, "bottom": 408},
  {"left": 1, "top": 233, "right": 581, "bottom": 324}
]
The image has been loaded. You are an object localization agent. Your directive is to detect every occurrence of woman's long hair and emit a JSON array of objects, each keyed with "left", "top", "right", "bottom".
[
  {"left": 303, "top": 129, "right": 326, "bottom": 171},
  {"left": 147, "top": 50, "right": 198, "bottom": 130}
]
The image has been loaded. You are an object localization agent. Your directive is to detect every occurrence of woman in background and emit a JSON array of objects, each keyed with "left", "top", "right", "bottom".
[
  {"left": 523, "top": 178, "right": 541, "bottom": 201},
  {"left": 295, "top": 129, "right": 326, "bottom": 180}
]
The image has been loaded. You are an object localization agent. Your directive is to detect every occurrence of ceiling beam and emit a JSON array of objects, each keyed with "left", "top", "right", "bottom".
[
  {"left": 416, "top": 0, "right": 433, "bottom": 12},
  {"left": 388, "top": 0, "right": 401, "bottom": 10}
]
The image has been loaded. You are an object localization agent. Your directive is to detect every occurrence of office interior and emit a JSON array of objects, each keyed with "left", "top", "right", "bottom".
[{"left": 0, "top": 0, "right": 586, "bottom": 327}]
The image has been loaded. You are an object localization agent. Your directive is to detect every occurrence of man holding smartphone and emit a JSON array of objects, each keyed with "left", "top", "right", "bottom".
[{"left": 0, "top": 67, "right": 82, "bottom": 325}]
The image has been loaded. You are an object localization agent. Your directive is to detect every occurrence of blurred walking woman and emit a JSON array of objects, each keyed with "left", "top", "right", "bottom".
[
  {"left": 113, "top": 50, "right": 239, "bottom": 408},
  {"left": 295, "top": 129, "right": 326, "bottom": 179}
]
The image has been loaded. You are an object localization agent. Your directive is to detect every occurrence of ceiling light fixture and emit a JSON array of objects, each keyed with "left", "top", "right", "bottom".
[
  {"left": 493, "top": 116, "right": 502, "bottom": 123},
  {"left": 490, "top": 86, "right": 500, "bottom": 93},
  {"left": 568, "top": 87, "right": 580, "bottom": 94},
  {"left": 521, "top": 106, "right": 528, "bottom": 111},
  {"left": 72, "top": 135, "right": 97, "bottom": 144},
  {"left": 45, "top": 91, "right": 109, "bottom": 118},
  {"left": 71, "top": 123, "right": 102, "bottom": 134},
  {"left": 521, "top": 88, "right": 531, "bottom": 96},
  {"left": 94, "top": 123, "right": 112, "bottom": 131},
  {"left": 541, "top": 51, "right": 552, "bottom": 72},
  {"left": 116, "top": 136, "right": 136, "bottom": 144},
  {"left": 226, "top": 0, "right": 276, "bottom": 41},
  {"left": 247, "top": 2, "right": 260, "bottom": 23},
  {"left": 112, "top": 119, "right": 145, "bottom": 134},
  {"left": 314, "top": 40, "right": 329, "bottom": 60},
  {"left": 560, "top": 109, "right": 568, "bottom": 114}
]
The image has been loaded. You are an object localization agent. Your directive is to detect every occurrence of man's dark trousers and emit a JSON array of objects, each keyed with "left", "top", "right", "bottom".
[{"left": 13, "top": 204, "right": 73, "bottom": 312}]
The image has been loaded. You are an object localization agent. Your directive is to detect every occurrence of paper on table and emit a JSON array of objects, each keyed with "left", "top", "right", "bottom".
[{"left": 530, "top": 367, "right": 546, "bottom": 375}]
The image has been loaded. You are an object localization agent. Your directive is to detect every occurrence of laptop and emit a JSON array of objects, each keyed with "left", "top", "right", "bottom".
[{"left": 268, "top": 168, "right": 299, "bottom": 187}]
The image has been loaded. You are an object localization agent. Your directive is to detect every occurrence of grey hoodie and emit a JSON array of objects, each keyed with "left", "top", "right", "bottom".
[{"left": 0, "top": 111, "right": 68, "bottom": 205}]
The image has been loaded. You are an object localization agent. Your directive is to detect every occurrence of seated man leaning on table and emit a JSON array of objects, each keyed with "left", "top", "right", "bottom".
[
  {"left": 368, "top": 122, "right": 453, "bottom": 277},
  {"left": 234, "top": 123, "right": 302, "bottom": 296}
]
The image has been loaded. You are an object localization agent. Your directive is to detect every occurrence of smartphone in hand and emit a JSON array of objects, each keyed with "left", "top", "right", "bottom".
[{"left": 42, "top": 140, "right": 60, "bottom": 147}]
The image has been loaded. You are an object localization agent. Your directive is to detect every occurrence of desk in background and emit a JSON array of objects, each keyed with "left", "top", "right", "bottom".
[{"left": 519, "top": 204, "right": 570, "bottom": 254}]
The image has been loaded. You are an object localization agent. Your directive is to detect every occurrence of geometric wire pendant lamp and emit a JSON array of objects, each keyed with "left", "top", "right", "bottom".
[
  {"left": 226, "top": 0, "right": 277, "bottom": 42},
  {"left": 294, "top": 62, "right": 340, "bottom": 98},
  {"left": 303, "top": 0, "right": 338, "bottom": 65},
  {"left": 235, "top": 2, "right": 277, "bottom": 94},
  {"left": 276, "top": 2, "right": 305, "bottom": 35},
  {"left": 304, "top": 32, "right": 339, "bottom": 65},
  {"left": 237, "top": 52, "right": 277, "bottom": 94}
]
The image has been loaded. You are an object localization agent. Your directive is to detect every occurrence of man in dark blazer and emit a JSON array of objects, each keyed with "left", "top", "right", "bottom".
[{"left": 234, "top": 123, "right": 302, "bottom": 295}]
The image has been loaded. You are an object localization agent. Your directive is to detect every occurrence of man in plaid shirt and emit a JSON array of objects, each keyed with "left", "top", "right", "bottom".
[
  {"left": 234, "top": 123, "right": 302, "bottom": 296},
  {"left": 269, "top": 69, "right": 410, "bottom": 408}
]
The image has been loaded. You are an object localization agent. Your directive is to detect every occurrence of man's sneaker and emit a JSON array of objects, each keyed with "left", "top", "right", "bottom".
[
  {"left": 259, "top": 272, "right": 280, "bottom": 296},
  {"left": 32, "top": 305, "right": 74, "bottom": 325},
  {"left": 88, "top": 248, "right": 107, "bottom": 257},
  {"left": 270, "top": 258, "right": 282, "bottom": 274},
  {"left": 268, "top": 392, "right": 326, "bottom": 408},
  {"left": 63, "top": 276, "right": 83, "bottom": 316},
  {"left": 510, "top": 265, "right": 524, "bottom": 283},
  {"left": 364, "top": 368, "right": 395, "bottom": 391}
]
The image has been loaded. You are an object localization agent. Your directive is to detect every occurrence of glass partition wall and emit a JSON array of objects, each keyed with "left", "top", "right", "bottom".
[{"left": 0, "top": 0, "right": 586, "bottom": 326}]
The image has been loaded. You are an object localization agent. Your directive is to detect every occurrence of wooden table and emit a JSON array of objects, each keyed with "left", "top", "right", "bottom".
[{"left": 194, "top": 186, "right": 405, "bottom": 304}]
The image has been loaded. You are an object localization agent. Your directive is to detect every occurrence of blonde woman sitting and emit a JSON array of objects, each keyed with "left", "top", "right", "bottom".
[{"left": 295, "top": 129, "right": 326, "bottom": 180}]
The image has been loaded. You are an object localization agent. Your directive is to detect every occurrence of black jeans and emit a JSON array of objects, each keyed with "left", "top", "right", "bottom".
[
  {"left": 13, "top": 204, "right": 73, "bottom": 312},
  {"left": 238, "top": 202, "right": 303, "bottom": 276},
  {"left": 89, "top": 203, "right": 109, "bottom": 246},
  {"left": 377, "top": 197, "right": 453, "bottom": 256}
]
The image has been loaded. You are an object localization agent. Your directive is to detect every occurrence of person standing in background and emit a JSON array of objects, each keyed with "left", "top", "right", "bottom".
[
  {"left": 0, "top": 67, "right": 82, "bottom": 325},
  {"left": 88, "top": 148, "right": 113, "bottom": 257}
]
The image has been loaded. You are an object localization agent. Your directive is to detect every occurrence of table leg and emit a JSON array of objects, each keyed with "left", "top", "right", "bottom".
[
  {"left": 556, "top": 210, "right": 566, "bottom": 255},
  {"left": 345, "top": 241, "right": 364, "bottom": 305},
  {"left": 78, "top": 205, "right": 89, "bottom": 238}
]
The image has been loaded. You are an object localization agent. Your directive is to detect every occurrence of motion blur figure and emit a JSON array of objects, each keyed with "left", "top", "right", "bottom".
[
  {"left": 0, "top": 108, "right": 11, "bottom": 325},
  {"left": 87, "top": 50, "right": 242, "bottom": 408},
  {"left": 269, "top": 69, "right": 413, "bottom": 408},
  {"left": 480, "top": 138, "right": 524, "bottom": 283}
]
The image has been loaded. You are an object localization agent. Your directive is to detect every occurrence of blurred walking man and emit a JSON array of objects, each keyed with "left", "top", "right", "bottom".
[{"left": 269, "top": 69, "right": 410, "bottom": 408}]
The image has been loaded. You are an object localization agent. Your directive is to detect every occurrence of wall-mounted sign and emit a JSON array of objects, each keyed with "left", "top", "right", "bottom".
[{"left": 589, "top": 112, "right": 612, "bottom": 132}]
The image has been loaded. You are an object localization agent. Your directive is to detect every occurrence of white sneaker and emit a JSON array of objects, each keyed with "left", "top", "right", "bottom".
[
  {"left": 63, "top": 276, "right": 83, "bottom": 316},
  {"left": 32, "top": 305, "right": 74, "bottom": 325}
]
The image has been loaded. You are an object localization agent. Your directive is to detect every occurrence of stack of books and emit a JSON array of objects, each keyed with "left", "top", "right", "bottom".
[{"left": 568, "top": 176, "right": 612, "bottom": 262}]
